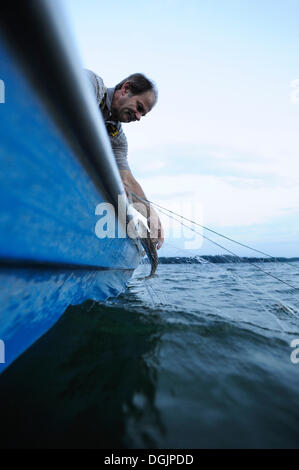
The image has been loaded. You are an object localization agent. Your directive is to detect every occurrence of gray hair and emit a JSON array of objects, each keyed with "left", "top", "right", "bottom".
[{"left": 115, "top": 73, "right": 158, "bottom": 105}]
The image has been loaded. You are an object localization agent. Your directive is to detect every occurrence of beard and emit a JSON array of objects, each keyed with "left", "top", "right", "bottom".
[{"left": 111, "top": 107, "right": 135, "bottom": 123}]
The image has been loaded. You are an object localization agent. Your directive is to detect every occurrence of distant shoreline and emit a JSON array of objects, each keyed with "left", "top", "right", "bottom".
[{"left": 156, "top": 256, "right": 299, "bottom": 264}]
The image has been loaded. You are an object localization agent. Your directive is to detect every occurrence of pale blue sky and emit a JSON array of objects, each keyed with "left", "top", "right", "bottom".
[{"left": 63, "top": 0, "right": 299, "bottom": 256}]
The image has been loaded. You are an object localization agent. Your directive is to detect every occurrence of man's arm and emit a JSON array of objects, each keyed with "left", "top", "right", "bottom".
[{"left": 120, "top": 169, "right": 164, "bottom": 250}]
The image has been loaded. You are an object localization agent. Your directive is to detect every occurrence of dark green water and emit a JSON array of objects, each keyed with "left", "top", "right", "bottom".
[{"left": 0, "top": 262, "right": 299, "bottom": 448}]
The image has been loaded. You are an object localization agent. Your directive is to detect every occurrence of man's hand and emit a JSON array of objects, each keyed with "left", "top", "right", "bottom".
[
  {"left": 147, "top": 209, "right": 164, "bottom": 250},
  {"left": 120, "top": 169, "right": 165, "bottom": 249}
]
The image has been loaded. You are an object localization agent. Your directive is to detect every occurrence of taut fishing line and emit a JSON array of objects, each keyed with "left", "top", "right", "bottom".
[
  {"left": 156, "top": 206, "right": 299, "bottom": 318},
  {"left": 130, "top": 192, "right": 298, "bottom": 292},
  {"left": 129, "top": 192, "right": 299, "bottom": 320},
  {"left": 164, "top": 239, "right": 295, "bottom": 330},
  {"left": 131, "top": 192, "right": 298, "bottom": 272},
  {"left": 156, "top": 206, "right": 298, "bottom": 293}
]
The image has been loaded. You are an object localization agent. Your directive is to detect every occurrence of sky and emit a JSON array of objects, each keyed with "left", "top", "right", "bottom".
[{"left": 62, "top": 0, "right": 299, "bottom": 257}]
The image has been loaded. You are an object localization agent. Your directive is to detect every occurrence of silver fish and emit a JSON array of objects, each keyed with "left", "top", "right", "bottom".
[{"left": 141, "top": 233, "right": 158, "bottom": 279}]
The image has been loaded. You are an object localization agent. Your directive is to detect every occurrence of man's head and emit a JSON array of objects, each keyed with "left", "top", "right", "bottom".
[{"left": 111, "top": 73, "right": 158, "bottom": 123}]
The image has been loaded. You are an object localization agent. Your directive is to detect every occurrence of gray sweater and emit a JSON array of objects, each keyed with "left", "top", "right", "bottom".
[{"left": 85, "top": 69, "right": 130, "bottom": 171}]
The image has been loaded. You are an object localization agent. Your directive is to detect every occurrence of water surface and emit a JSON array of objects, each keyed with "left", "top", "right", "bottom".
[{"left": 0, "top": 260, "right": 298, "bottom": 448}]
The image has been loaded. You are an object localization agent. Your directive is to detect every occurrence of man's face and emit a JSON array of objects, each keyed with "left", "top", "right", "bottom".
[{"left": 111, "top": 83, "right": 155, "bottom": 123}]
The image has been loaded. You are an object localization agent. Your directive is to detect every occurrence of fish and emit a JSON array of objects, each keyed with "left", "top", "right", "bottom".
[
  {"left": 126, "top": 200, "right": 159, "bottom": 279},
  {"left": 141, "top": 232, "right": 158, "bottom": 279}
]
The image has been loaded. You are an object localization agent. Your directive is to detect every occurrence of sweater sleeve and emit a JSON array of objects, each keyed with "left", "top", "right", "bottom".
[
  {"left": 84, "top": 69, "right": 130, "bottom": 171},
  {"left": 110, "top": 131, "right": 130, "bottom": 171}
]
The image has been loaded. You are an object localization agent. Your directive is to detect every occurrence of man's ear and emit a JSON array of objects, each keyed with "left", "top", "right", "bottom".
[{"left": 121, "top": 81, "right": 131, "bottom": 95}]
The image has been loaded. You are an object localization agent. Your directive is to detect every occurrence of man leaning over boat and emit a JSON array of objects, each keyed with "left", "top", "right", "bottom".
[{"left": 86, "top": 69, "right": 164, "bottom": 250}]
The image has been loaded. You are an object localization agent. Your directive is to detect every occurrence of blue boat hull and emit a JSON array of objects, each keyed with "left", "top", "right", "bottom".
[
  {"left": 0, "top": 39, "right": 139, "bottom": 269},
  {"left": 0, "top": 2, "right": 142, "bottom": 371}
]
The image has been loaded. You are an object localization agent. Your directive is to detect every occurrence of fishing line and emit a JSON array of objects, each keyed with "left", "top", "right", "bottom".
[
  {"left": 163, "top": 235, "right": 299, "bottom": 319},
  {"left": 163, "top": 239, "right": 297, "bottom": 327},
  {"left": 128, "top": 192, "right": 299, "bottom": 317},
  {"left": 155, "top": 205, "right": 299, "bottom": 293},
  {"left": 130, "top": 192, "right": 298, "bottom": 272},
  {"left": 149, "top": 240, "right": 233, "bottom": 321},
  {"left": 138, "top": 256, "right": 163, "bottom": 307}
]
